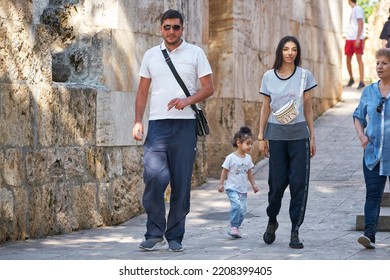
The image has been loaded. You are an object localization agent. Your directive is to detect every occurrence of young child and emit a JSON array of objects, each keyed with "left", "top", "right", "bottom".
[{"left": 218, "top": 126, "right": 259, "bottom": 238}]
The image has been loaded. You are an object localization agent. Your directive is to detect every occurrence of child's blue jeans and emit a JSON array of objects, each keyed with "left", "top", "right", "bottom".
[{"left": 226, "top": 189, "right": 247, "bottom": 228}]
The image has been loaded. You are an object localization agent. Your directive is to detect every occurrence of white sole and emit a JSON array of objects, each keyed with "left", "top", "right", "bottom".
[{"left": 358, "top": 236, "right": 375, "bottom": 249}]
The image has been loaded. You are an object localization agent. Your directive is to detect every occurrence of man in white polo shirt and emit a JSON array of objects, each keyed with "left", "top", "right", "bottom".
[{"left": 132, "top": 9, "right": 214, "bottom": 252}]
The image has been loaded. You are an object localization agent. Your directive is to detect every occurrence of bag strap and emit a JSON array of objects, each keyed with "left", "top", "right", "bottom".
[
  {"left": 161, "top": 48, "right": 199, "bottom": 113},
  {"left": 295, "top": 69, "right": 307, "bottom": 109}
]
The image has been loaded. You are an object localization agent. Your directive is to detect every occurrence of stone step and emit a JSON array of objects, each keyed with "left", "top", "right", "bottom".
[
  {"left": 382, "top": 192, "right": 390, "bottom": 207},
  {"left": 356, "top": 207, "right": 390, "bottom": 231}
]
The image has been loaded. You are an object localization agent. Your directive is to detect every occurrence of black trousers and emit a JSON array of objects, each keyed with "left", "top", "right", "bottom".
[{"left": 267, "top": 139, "right": 310, "bottom": 232}]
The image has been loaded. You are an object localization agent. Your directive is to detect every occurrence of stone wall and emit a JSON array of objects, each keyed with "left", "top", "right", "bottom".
[
  {"left": 0, "top": 0, "right": 344, "bottom": 243},
  {"left": 0, "top": 0, "right": 210, "bottom": 243},
  {"left": 206, "top": 0, "right": 343, "bottom": 177}
]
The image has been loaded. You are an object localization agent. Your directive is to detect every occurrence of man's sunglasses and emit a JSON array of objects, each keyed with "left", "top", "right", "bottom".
[
  {"left": 163, "top": 24, "right": 181, "bottom": 31},
  {"left": 377, "top": 97, "right": 387, "bottom": 113}
]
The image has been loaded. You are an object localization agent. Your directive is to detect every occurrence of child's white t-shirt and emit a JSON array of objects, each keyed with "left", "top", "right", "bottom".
[{"left": 222, "top": 153, "right": 254, "bottom": 193}]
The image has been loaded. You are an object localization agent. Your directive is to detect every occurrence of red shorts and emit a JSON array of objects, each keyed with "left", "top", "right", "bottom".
[{"left": 344, "top": 39, "right": 364, "bottom": 56}]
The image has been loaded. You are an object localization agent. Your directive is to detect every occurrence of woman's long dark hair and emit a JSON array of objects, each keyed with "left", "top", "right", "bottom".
[{"left": 272, "top": 36, "right": 302, "bottom": 70}]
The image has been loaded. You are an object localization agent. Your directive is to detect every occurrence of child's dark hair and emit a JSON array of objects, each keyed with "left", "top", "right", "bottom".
[{"left": 232, "top": 126, "right": 253, "bottom": 147}]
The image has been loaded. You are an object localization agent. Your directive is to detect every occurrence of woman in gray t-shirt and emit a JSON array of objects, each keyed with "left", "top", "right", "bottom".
[{"left": 258, "top": 35, "right": 317, "bottom": 249}]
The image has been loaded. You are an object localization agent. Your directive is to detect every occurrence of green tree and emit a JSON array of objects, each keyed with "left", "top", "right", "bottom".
[{"left": 359, "top": 0, "right": 378, "bottom": 22}]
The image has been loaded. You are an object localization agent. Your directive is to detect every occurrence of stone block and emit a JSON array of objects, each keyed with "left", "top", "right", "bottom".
[
  {"left": 106, "top": 148, "right": 123, "bottom": 178},
  {"left": 35, "top": 85, "right": 56, "bottom": 147},
  {"left": 0, "top": 18, "right": 51, "bottom": 84},
  {"left": 0, "top": 0, "right": 33, "bottom": 21},
  {"left": 3, "top": 149, "right": 24, "bottom": 187},
  {"left": 40, "top": 184, "right": 58, "bottom": 235},
  {"left": 83, "top": 0, "right": 119, "bottom": 29},
  {"left": 130, "top": 0, "right": 164, "bottom": 35},
  {"left": 26, "top": 150, "right": 48, "bottom": 185},
  {"left": 37, "top": 147, "right": 86, "bottom": 183},
  {"left": 185, "top": 2, "right": 209, "bottom": 45},
  {"left": 0, "top": 186, "right": 28, "bottom": 242},
  {"left": 111, "top": 176, "right": 143, "bottom": 225},
  {"left": 381, "top": 192, "right": 390, "bottom": 207},
  {"left": 122, "top": 147, "right": 143, "bottom": 175},
  {"left": 96, "top": 90, "right": 143, "bottom": 146},
  {"left": 0, "top": 188, "right": 14, "bottom": 241},
  {"left": 37, "top": 85, "right": 96, "bottom": 147},
  {"left": 98, "top": 182, "right": 112, "bottom": 225},
  {"left": 61, "top": 147, "right": 86, "bottom": 179},
  {"left": 103, "top": 30, "right": 138, "bottom": 92},
  {"left": 356, "top": 207, "right": 390, "bottom": 231},
  {"left": 13, "top": 187, "right": 28, "bottom": 240},
  {"left": 72, "top": 183, "right": 103, "bottom": 229},
  {"left": 28, "top": 185, "right": 52, "bottom": 238},
  {"left": 54, "top": 181, "right": 77, "bottom": 233},
  {"left": 86, "top": 147, "right": 107, "bottom": 180},
  {"left": 0, "top": 150, "right": 4, "bottom": 186},
  {"left": 0, "top": 84, "right": 33, "bottom": 147}
]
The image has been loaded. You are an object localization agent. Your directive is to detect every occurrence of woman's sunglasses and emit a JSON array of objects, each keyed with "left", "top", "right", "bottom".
[{"left": 377, "top": 97, "right": 387, "bottom": 113}]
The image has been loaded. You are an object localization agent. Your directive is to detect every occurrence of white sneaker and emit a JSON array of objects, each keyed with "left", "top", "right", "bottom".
[
  {"left": 358, "top": 235, "right": 375, "bottom": 249},
  {"left": 228, "top": 227, "right": 242, "bottom": 238}
]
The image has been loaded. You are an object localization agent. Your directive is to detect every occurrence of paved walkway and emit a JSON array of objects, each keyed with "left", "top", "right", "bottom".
[{"left": 1, "top": 87, "right": 390, "bottom": 262}]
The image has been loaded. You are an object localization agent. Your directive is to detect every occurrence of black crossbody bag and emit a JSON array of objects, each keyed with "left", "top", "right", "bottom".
[{"left": 161, "top": 49, "right": 210, "bottom": 136}]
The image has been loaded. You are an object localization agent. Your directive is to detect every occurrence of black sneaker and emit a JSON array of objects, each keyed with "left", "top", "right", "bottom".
[
  {"left": 346, "top": 79, "right": 354, "bottom": 87},
  {"left": 289, "top": 231, "right": 304, "bottom": 249},
  {"left": 357, "top": 82, "right": 365, "bottom": 90},
  {"left": 357, "top": 235, "right": 375, "bottom": 249},
  {"left": 263, "top": 222, "right": 278, "bottom": 244}
]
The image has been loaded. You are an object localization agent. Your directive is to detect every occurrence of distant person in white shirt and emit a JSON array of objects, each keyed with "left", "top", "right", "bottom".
[{"left": 345, "top": 0, "right": 365, "bottom": 90}]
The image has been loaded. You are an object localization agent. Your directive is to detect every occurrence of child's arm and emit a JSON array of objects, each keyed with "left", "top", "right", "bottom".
[
  {"left": 247, "top": 169, "right": 259, "bottom": 193},
  {"left": 218, "top": 168, "right": 228, "bottom": 192}
]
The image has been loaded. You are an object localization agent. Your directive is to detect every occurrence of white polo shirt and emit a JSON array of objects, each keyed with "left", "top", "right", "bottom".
[{"left": 139, "top": 40, "right": 213, "bottom": 120}]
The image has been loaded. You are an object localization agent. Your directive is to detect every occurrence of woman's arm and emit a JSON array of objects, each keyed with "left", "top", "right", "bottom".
[
  {"left": 303, "top": 90, "right": 316, "bottom": 157},
  {"left": 258, "top": 95, "right": 271, "bottom": 157},
  {"left": 354, "top": 117, "right": 369, "bottom": 149}
]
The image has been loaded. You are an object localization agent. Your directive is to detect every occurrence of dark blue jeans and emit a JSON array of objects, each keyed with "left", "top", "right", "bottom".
[
  {"left": 267, "top": 139, "right": 310, "bottom": 232},
  {"left": 362, "top": 158, "right": 388, "bottom": 238},
  {"left": 142, "top": 119, "right": 197, "bottom": 243}
]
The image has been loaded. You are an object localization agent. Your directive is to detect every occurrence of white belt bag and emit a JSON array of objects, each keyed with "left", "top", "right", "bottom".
[{"left": 272, "top": 69, "right": 306, "bottom": 124}]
